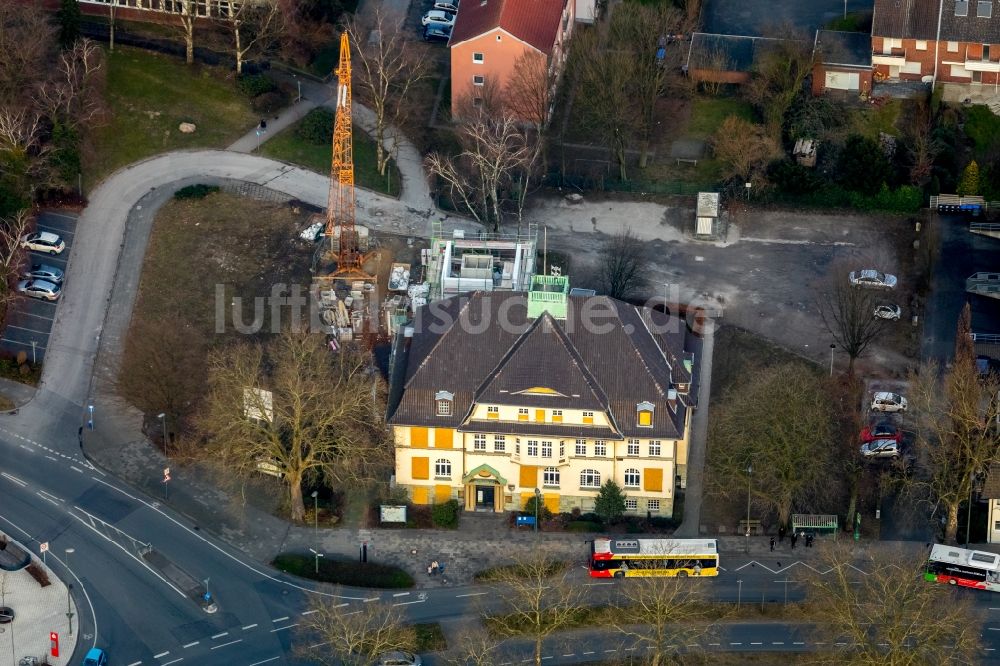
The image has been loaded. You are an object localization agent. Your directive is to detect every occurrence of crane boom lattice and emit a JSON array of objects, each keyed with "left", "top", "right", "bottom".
[{"left": 326, "top": 32, "right": 363, "bottom": 275}]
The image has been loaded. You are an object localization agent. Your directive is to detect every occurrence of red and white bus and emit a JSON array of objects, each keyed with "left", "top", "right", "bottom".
[
  {"left": 589, "top": 537, "right": 719, "bottom": 578},
  {"left": 925, "top": 544, "right": 1000, "bottom": 591}
]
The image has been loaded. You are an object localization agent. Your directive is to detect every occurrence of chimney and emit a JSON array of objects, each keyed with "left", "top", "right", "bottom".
[{"left": 667, "top": 388, "right": 678, "bottom": 412}]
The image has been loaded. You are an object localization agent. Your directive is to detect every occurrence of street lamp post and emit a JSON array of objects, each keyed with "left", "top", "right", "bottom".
[
  {"left": 157, "top": 413, "right": 167, "bottom": 457},
  {"left": 534, "top": 488, "right": 541, "bottom": 533},
  {"left": 312, "top": 491, "right": 319, "bottom": 539},
  {"left": 829, "top": 344, "right": 836, "bottom": 377},
  {"left": 745, "top": 464, "right": 753, "bottom": 554},
  {"left": 966, "top": 470, "right": 976, "bottom": 545},
  {"left": 66, "top": 583, "right": 74, "bottom": 636},
  {"left": 203, "top": 577, "right": 211, "bottom": 602},
  {"left": 309, "top": 548, "right": 324, "bottom": 574}
]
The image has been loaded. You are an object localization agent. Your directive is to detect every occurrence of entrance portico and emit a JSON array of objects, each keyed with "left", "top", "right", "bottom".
[{"left": 463, "top": 464, "right": 506, "bottom": 512}]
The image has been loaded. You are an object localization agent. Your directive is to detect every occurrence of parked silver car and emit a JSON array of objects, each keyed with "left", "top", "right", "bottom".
[
  {"left": 15, "top": 278, "right": 61, "bottom": 301},
  {"left": 860, "top": 439, "right": 901, "bottom": 459},
  {"left": 849, "top": 269, "right": 897, "bottom": 289},
  {"left": 376, "top": 652, "right": 422, "bottom": 666},
  {"left": 871, "top": 391, "right": 907, "bottom": 413},
  {"left": 21, "top": 263, "right": 64, "bottom": 284},
  {"left": 874, "top": 304, "right": 901, "bottom": 320}
]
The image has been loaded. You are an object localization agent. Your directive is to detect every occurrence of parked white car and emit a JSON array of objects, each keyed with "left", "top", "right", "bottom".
[
  {"left": 860, "top": 439, "right": 901, "bottom": 459},
  {"left": 874, "top": 304, "right": 902, "bottom": 320},
  {"left": 422, "top": 9, "right": 455, "bottom": 25},
  {"left": 849, "top": 269, "right": 897, "bottom": 289},
  {"left": 871, "top": 391, "right": 907, "bottom": 413},
  {"left": 20, "top": 231, "right": 65, "bottom": 255}
]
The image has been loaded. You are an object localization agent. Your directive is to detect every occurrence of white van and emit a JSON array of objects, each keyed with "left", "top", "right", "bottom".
[{"left": 871, "top": 391, "right": 907, "bottom": 413}]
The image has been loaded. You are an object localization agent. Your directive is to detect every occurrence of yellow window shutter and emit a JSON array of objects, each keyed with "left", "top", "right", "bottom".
[
  {"left": 412, "top": 486, "right": 430, "bottom": 504},
  {"left": 519, "top": 465, "right": 538, "bottom": 488},
  {"left": 434, "top": 428, "right": 454, "bottom": 449},
  {"left": 638, "top": 410, "right": 652, "bottom": 426},
  {"left": 435, "top": 484, "right": 452, "bottom": 503},
  {"left": 644, "top": 467, "right": 663, "bottom": 492},
  {"left": 520, "top": 492, "right": 535, "bottom": 510},
  {"left": 535, "top": 409, "right": 545, "bottom": 422},
  {"left": 412, "top": 456, "right": 429, "bottom": 480},
  {"left": 411, "top": 427, "right": 428, "bottom": 448},
  {"left": 543, "top": 493, "right": 560, "bottom": 514}
]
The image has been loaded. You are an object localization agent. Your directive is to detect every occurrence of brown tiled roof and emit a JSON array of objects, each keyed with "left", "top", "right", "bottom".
[
  {"left": 457, "top": 421, "right": 621, "bottom": 439},
  {"left": 450, "top": 0, "right": 567, "bottom": 53},
  {"left": 873, "top": 0, "right": 1000, "bottom": 42},
  {"left": 388, "top": 292, "right": 699, "bottom": 440}
]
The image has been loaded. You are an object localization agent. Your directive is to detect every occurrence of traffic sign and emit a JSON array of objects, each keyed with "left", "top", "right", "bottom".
[{"left": 39, "top": 542, "right": 48, "bottom": 553}]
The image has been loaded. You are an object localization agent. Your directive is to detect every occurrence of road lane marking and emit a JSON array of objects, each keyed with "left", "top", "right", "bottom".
[
  {"left": 709, "top": 643, "right": 720, "bottom": 646},
  {"left": 363, "top": 597, "right": 379, "bottom": 602},
  {"left": 127, "top": 662, "right": 142, "bottom": 666},
  {"left": 153, "top": 652, "right": 169, "bottom": 658},
  {"left": 45, "top": 455, "right": 57, "bottom": 461},
  {"left": 793, "top": 642, "right": 804, "bottom": 645},
  {"left": 583, "top": 652, "right": 594, "bottom": 655},
  {"left": 561, "top": 655, "right": 575, "bottom": 658},
  {"left": 242, "top": 624, "right": 258, "bottom": 630},
  {"left": 308, "top": 642, "right": 331, "bottom": 649},
  {"left": 37, "top": 489, "right": 64, "bottom": 503},
  {"left": 160, "top": 660, "right": 183, "bottom": 666},
  {"left": 750, "top": 642, "right": 763, "bottom": 646},
  {"left": 210, "top": 639, "right": 242, "bottom": 650},
  {"left": 2, "top": 472, "right": 27, "bottom": 487},
  {"left": 604, "top": 649, "right": 617, "bottom": 653},
  {"left": 393, "top": 599, "right": 425, "bottom": 606},
  {"left": 182, "top": 642, "right": 199, "bottom": 648},
  {"left": 988, "top": 627, "right": 1000, "bottom": 631},
  {"left": 773, "top": 642, "right": 784, "bottom": 645},
  {"left": 393, "top": 592, "right": 410, "bottom": 597},
  {"left": 334, "top": 603, "right": 349, "bottom": 608},
  {"left": 301, "top": 609, "right": 319, "bottom": 615},
  {"left": 271, "top": 623, "right": 298, "bottom": 632},
  {"left": 730, "top": 643, "right": 742, "bottom": 646},
  {"left": 272, "top": 616, "right": 289, "bottom": 623},
  {"left": 248, "top": 658, "right": 281, "bottom": 666},
  {"left": 456, "top": 592, "right": 488, "bottom": 597},
  {"left": 211, "top": 632, "right": 229, "bottom": 639}
]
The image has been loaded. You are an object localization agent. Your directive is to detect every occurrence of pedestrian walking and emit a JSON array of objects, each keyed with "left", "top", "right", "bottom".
[
  {"left": 778, "top": 526, "right": 786, "bottom": 542},
  {"left": 427, "top": 564, "right": 433, "bottom": 576},
  {"left": 790, "top": 533, "right": 797, "bottom": 549},
  {"left": 769, "top": 536, "right": 775, "bottom": 552},
  {"left": 806, "top": 533, "right": 814, "bottom": 548},
  {"left": 431, "top": 560, "right": 439, "bottom": 575}
]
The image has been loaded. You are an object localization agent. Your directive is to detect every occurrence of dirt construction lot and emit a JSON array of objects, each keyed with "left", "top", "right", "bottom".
[{"left": 531, "top": 197, "right": 920, "bottom": 375}]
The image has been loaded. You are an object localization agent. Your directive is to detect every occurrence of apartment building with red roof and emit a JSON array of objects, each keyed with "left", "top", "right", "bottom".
[{"left": 449, "top": 0, "right": 575, "bottom": 122}]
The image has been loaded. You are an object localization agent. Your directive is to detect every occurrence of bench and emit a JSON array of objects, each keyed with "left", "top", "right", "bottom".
[
  {"left": 738, "top": 519, "right": 762, "bottom": 536},
  {"left": 675, "top": 158, "right": 699, "bottom": 167}
]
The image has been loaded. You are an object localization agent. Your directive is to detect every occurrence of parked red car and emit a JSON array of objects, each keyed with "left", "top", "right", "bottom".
[{"left": 860, "top": 422, "right": 902, "bottom": 444}]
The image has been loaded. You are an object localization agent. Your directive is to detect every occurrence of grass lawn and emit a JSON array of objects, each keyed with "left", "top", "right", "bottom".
[
  {"left": 260, "top": 122, "right": 402, "bottom": 197},
  {"left": 86, "top": 47, "right": 257, "bottom": 188},
  {"left": 685, "top": 96, "right": 756, "bottom": 139},
  {"left": 710, "top": 326, "right": 812, "bottom": 401}
]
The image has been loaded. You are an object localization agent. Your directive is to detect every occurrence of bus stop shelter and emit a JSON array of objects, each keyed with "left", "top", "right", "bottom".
[{"left": 791, "top": 514, "right": 839, "bottom": 537}]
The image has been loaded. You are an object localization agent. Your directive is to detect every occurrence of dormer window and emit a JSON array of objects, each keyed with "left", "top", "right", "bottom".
[
  {"left": 435, "top": 391, "right": 454, "bottom": 416},
  {"left": 637, "top": 401, "right": 654, "bottom": 427},
  {"left": 487, "top": 405, "right": 499, "bottom": 420}
]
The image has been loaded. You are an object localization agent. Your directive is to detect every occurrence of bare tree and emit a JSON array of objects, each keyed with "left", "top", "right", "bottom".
[
  {"left": 221, "top": 0, "right": 282, "bottom": 75},
  {"left": 694, "top": 47, "right": 734, "bottom": 96},
  {"left": 597, "top": 227, "right": 649, "bottom": 299},
  {"left": 0, "top": 107, "right": 49, "bottom": 202},
  {"left": 816, "top": 271, "right": 888, "bottom": 375},
  {"left": 107, "top": 1, "right": 117, "bottom": 53},
  {"left": 0, "top": 210, "right": 32, "bottom": 313},
  {"left": 296, "top": 597, "right": 415, "bottom": 666},
  {"left": 346, "top": 9, "right": 428, "bottom": 177},
  {"left": 744, "top": 28, "right": 813, "bottom": 138},
  {"left": 174, "top": 0, "right": 198, "bottom": 65},
  {"left": 613, "top": 577, "right": 716, "bottom": 666},
  {"left": 711, "top": 115, "right": 779, "bottom": 190},
  {"left": 444, "top": 625, "right": 507, "bottom": 666},
  {"left": 505, "top": 51, "right": 554, "bottom": 129},
  {"left": 906, "top": 101, "right": 941, "bottom": 187},
  {"left": 0, "top": 4, "right": 56, "bottom": 104},
  {"left": 707, "top": 363, "right": 837, "bottom": 526},
  {"left": 910, "top": 307, "right": 1000, "bottom": 543},
  {"left": 809, "top": 543, "right": 981, "bottom": 664},
  {"left": 425, "top": 112, "right": 533, "bottom": 233},
  {"left": 196, "top": 330, "right": 390, "bottom": 522},
  {"left": 34, "top": 38, "right": 105, "bottom": 132},
  {"left": 484, "top": 554, "right": 585, "bottom": 666}
]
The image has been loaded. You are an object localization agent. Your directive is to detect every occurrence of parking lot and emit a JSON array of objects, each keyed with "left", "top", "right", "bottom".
[{"left": 0, "top": 210, "right": 76, "bottom": 364}]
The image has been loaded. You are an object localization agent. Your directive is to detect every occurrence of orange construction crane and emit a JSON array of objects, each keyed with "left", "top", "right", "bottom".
[{"left": 326, "top": 32, "right": 371, "bottom": 280}]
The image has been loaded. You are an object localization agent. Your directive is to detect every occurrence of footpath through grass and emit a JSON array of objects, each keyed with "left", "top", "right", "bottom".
[
  {"left": 261, "top": 120, "right": 401, "bottom": 197},
  {"left": 272, "top": 553, "right": 414, "bottom": 588},
  {"left": 87, "top": 47, "right": 257, "bottom": 188}
]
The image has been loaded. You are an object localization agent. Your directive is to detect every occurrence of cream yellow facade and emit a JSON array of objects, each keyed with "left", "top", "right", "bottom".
[{"left": 393, "top": 404, "right": 686, "bottom": 516}]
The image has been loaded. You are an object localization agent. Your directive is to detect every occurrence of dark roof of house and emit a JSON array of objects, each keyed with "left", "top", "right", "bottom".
[
  {"left": 873, "top": 0, "right": 1000, "bottom": 43},
  {"left": 983, "top": 462, "right": 1000, "bottom": 498},
  {"left": 388, "top": 292, "right": 697, "bottom": 440},
  {"left": 815, "top": 30, "right": 874, "bottom": 67},
  {"left": 450, "top": 0, "right": 567, "bottom": 53}
]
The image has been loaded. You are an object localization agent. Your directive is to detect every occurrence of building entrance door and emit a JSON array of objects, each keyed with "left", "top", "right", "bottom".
[{"left": 475, "top": 485, "right": 495, "bottom": 511}]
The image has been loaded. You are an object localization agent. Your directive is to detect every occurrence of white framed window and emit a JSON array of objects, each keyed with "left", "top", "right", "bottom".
[
  {"left": 948, "top": 40, "right": 959, "bottom": 52},
  {"left": 624, "top": 468, "right": 640, "bottom": 488},
  {"left": 580, "top": 469, "right": 601, "bottom": 488},
  {"left": 915, "top": 39, "right": 927, "bottom": 50},
  {"left": 648, "top": 499, "right": 661, "bottom": 512},
  {"left": 625, "top": 498, "right": 638, "bottom": 511},
  {"left": 552, "top": 409, "right": 563, "bottom": 423},
  {"left": 541, "top": 441, "right": 553, "bottom": 458},
  {"left": 494, "top": 435, "right": 506, "bottom": 452},
  {"left": 595, "top": 440, "right": 607, "bottom": 456},
  {"left": 434, "top": 458, "right": 452, "bottom": 478},
  {"left": 543, "top": 467, "right": 560, "bottom": 486},
  {"left": 487, "top": 405, "right": 499, "bottom": 419},
  {"left": 527, "top": 440, "right": 539, "bottom": 457},
  {"left": 473, "top": 434, "right": 487, "bottom": 451},
  {"left": 472, "top": 52, "right": 484, "bottom": 63},
  {"left": 575, "top": 439, "right": 587, "bottom": 456},
  {"left": 435, "top": 390, "right": 454, "bottom": 416},
  {"left": 515, "top": 442, "right": 520, "bottom": 455},
  {"left": 559, "top": 442, "right": 565, "bottom": 458},
  {"left": 582, "top": 410, "right": 594, "bottom": 423},
  {"left": 473, "top": 75, "right": 485, "bottom": 86},
  {"left": 649, "top": 440, "right": 662, "bottom": 456},
  {"left": 518, "top": 408, "right": 529, "bottom": 420},
  {"left": 627, "top": 439, "right": 640, "bottom": 456}
]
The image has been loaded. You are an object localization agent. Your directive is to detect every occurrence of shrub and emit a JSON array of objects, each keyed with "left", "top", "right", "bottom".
[
  {"left": 768, "top": 159, "right": 823, "bottom": 195},
  {"left": 174, "top": 184, "right": 219, "bottom": 200},
  {"left": 296, "top": 108, "right": 335, "bottom": 145},
  {"left": 25, "top": 561, "right": 51, "bottom": 587},
  {"left": 837, "top": 134, "right": 891, "bottom": 195},
  {"left": 566, "top": 520, "right": 602, "bottom": 532},
  {"left": 405, "top": 504, "right": 434, "bottom": 528},
  {"left": 431, "top": 499, "right": 460, "bottom": 528},
  {"left": 251, "top": 89, "right": 290, "bottom": 115},
  {"left": 521, "top": 495, "right": 553, "bottom": 522},
  {"left": 272, "top": 553, "right": 414, "bottom": 588},
  {"left": 236, "top": 73, "right": 277, "bottom": 98}
]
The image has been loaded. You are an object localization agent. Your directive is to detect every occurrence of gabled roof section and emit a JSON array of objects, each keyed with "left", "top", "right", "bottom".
[
  {"left": 872, "top": 0, "right": 941, "bottom": 40},
  {"left": 450, "top": 0, "right": 568, "bottom": 53},
  {"left": 686, "top": 32, "right": 787, "bottom": 73},
  {"left": 815, "top": 30, "right": 875, "bottom": 67},
  {"left": 475, "top": 312, "right": 608, "bottom": 410}
]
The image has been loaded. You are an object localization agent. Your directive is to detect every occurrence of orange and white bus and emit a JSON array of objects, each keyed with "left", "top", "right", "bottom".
[{"left": 589, "top": 537, "right": 719, "bottom": 578}]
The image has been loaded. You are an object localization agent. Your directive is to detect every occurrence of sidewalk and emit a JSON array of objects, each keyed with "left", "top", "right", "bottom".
[{"left": 0, "top": 376, "right": 36, "bottom": 410}]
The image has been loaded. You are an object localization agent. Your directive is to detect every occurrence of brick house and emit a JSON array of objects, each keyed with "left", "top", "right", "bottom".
[
  {"left": 872, "top": 0, "right": 1000, "bottom": 87},
  {"left": 811, "top": 30, "right": 875, "bottom": 95},
  {"left": 387, "top": 276, "right": 700, "bottom": 517},
  {"left": 449, "top": 0, "right": 574, "bottom": 122}
]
